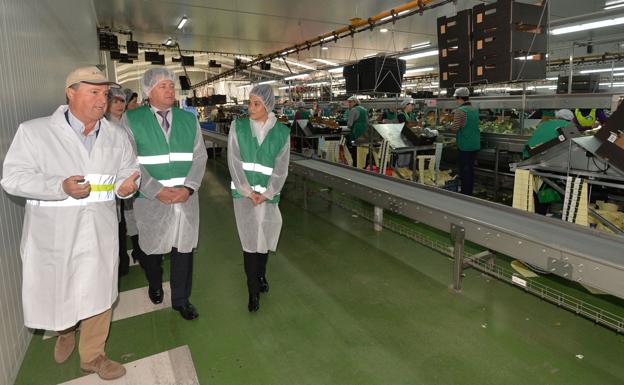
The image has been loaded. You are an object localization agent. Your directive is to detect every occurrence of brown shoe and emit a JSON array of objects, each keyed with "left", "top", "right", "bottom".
[
  {"left": 80, "top": 355, "right": 126, "bottom": 380},
  {"left": 54, "top": 333, "right": 75, "bottom": 364}
]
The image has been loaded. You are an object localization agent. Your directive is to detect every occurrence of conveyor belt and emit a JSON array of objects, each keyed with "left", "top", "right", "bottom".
[{"left": 290, "top": 158, "right": 624, "bottom": 299}]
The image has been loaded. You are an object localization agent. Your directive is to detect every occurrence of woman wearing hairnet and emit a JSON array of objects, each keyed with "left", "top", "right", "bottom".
[{"left": 228, "top": 84, "right": 290, "bottom": 312}]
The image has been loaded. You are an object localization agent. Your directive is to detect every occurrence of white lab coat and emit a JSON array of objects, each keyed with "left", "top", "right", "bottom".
[
  {"left": 1, "top": 105, "right": 139, "bottom": 331},
  {"left": 228, "top": 113, "right": 290, "bottom": 253},
  {"left": 122, "top": 111, "right": 207, "bottom": 255}
]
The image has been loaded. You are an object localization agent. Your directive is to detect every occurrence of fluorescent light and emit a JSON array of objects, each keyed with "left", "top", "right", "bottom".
[
  {"left": 599, "top": 82, "right": 624, "bottom": 87},
  {"left": 515, "top": 55, "right": 535, "bottom": 60},
  {"left": 551, "top": 16, "right": 624, "bottom": 35},
  {"left": 399, "top": 49, "right": 439, "bottom": 60},
  {"left": 321, "top": 36, "right": 334, "bottom": 42},
  {"left": 411, "top": 41, "right": 431, "bottom": 49},
  {"left": 284, "top": 59, "right": 316, "bottom": 70},
  {"left": 278, "top": 86, "right": 292, "bottom": 90},
  {"left": 235, "top": 55, "right": 251, "bottom": 62},
  {"left": 605, "top": 3, "right": 624, "bottom": 9},
  {"left": 259, "top": 80, "right": 276, "bottom": 85},
  {"left": 534, "top": 85, "right": 557, "bottom": 89},
  {"left": 164, "top": 38, "right": 174, "bottom": 46},
  {"left": 405, "top": 66, "right": 435, "bottom": 74},
  {"left": 606, "top": 0, "right": 624, "bottom": 5},
  {"left": 322, "top": 47, "right": 329, "bottom": 51},
  {"left": 313, "top": 58, "right": 338, "bottom": 66},
  {"left": 580, "top": 67, "right": 624, "bottom": 74},
  {"left": 328, "top": 67, "right": 343, "bottom": 73},
  {"left": 284, "top": 73, "right": 309, "bottom": 80},
  {"left": 546, "top": 77, "right": 558, "bottom": 81},
  {"left": 177, "top": 16, "right": 188, "bottom": 30},
  {"left": 614, "top": 72, "right": 624, "bottom": 76},
  {"left": 380, "top": 28, "right": 388, "bottom": 33},
  {"left": 363, "top": 52, "right": 378, "bottom": 58}
]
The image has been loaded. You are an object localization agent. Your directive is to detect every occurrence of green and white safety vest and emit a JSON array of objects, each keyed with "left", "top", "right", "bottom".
[
  {"left": 457, "top": 105, "right": 481, "bottom": 151},
  {"left": 126, "top": 106, "right": 196, "bottom": 197},
  {"left": 231, "top": 118, "right": 290, "bottom": 204}
]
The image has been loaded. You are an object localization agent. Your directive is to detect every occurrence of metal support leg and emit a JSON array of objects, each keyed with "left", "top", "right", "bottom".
[
  {"left": 494, "top": 146, "right": 500, "bottom": 199},
  {"left": 373, "top": 206, "right": 384, "bottom": 232},
  {"left": 451, "top": 224, "right": 466, "bottom": 292}
]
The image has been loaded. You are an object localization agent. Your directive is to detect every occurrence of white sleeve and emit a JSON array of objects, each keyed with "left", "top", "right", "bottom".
[
  {"left": 227, "top": 120, "right": 253, "bottom": 197},
  {"left": 1, "top": 124, "right": 68, "bottom": 201},
  {"left": 114, "top": 124, "right": 141, "bottom": 199},
  {"left": 262, "top": 139, "right": 290, "bottom": 200}
]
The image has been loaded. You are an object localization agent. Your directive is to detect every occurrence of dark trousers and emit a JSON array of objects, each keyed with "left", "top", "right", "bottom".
[
  {"left": 243, "top": 252, "right": 268, "bottom": 295},
  {"left": 458, "top": 150, "right": 478, "bottom": 196},
  {"left": 138, "top": 247, "right": 194, "bottom": 308},
  {"left": 117, "top": 201, "right": 129, "bottom": 275}
]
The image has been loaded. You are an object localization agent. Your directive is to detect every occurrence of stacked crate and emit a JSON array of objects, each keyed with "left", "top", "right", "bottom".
[
  {"left": 472, "top": 0, "right": 548, "bottom": 84},
  {"left": 437, "top": 9, "right": 472, "bottom": 89}
]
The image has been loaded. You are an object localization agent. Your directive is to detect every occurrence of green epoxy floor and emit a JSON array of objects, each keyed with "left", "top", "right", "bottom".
[{"left": 15, "top": 159, "right": 624, "bottom": 385}]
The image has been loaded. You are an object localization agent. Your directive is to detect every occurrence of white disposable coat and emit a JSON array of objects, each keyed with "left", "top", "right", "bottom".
[
  {"left": 228, "top": 113, "right": 290, "bottom": 253},
  {"left": 122, "top": 112, "right": 207, "bottom": 255},
  {"left": 1, "top": 106, "right": 139, "bottom": 331}
]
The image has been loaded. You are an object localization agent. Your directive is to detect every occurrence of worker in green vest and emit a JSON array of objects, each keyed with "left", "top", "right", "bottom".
[
  {"left": 123, "top": 68, "right": 207, "bottom": 321},
  {"left": 294, "top": 101, "right": 310, "bottom": 120},
  {"left": 228, "top": 84, "right": 291, "bottom": 313},
  {"left": 398, "top": 98, "right": 415, "bottom": 124},
  {"left": 346, "top": 95, "right": 369, "bottom": 142},
  {"left": 450, "top": 87, "right": 480, "bottom": 195}
]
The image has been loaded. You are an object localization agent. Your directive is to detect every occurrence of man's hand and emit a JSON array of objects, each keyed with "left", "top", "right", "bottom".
[
  {"left": 155, "top": 187, "right": 178, "bottom": 204},
  {"left": 118, "top": 171, "right": 140, "bottom": 197},
  {"left": 169, "top": 187, "right": 190, "bottom": 204},
  {"left": 249, "top": 192, "right": 268, "bottom": 206},
  {"left": 63, "top": 175, "right": 91, "bottom": 199}
]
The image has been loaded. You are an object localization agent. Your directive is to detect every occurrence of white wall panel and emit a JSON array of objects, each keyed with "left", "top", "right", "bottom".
[{"left": 0, "top": 1, "right": 99, "bottom": 384}]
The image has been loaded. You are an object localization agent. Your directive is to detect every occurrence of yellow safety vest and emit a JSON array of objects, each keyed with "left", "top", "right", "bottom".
[{"left": 574, "top": 109, "right": 596, "bottom": 127}]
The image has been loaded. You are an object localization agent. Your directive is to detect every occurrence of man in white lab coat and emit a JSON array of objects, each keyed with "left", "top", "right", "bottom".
[
  {"left": 123, "top": 68, "right": 207, "bottom": 321},
  {"left": 1, "top": 66, "right": 140, "bottom": 380}
]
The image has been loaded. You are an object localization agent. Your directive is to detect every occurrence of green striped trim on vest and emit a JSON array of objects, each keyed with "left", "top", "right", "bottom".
[
  {"left": 126, "top": 106, "right": 196, "bottom": 196},
  {"left": 231, "top": 118, "right": 290, "bottom": 204}
]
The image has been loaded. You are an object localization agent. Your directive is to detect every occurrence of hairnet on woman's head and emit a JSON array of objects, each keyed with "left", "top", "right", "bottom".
[
  {"left": 347, "top": 95, "right": 360, "bottom": 104},
  {"left": 141, "top": 68, "right": 176, "bottom": 98},
  {"left": 555, "top": 109, "right": 574, "bottom": 121},
  {"left": 108, "top": 87, "right": 127, "bottom": 102},
  {"left": 400, "top": 98, "right": 414, "bottom": 108},
  {"left": 250, "top": 84, "right": 275, "bottom": 113}
]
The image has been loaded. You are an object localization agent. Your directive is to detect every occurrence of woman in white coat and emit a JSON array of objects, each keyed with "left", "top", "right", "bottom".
[{"left": 228, "top": 84, "right": 290, "bottom": 312}]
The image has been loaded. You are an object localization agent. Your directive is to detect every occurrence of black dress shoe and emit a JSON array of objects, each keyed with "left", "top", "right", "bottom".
[
  {"left": 148, "top": 287, "right": 163, "bottom": 304},
  {"left": 248, "top": 293, "right": 260, "bottom": 312},
  {"left": 173, "top": 303, "right": 199, "bottom": 320},
  {"left": 259, "top": 276, "right": 269, "bottom": 293}
]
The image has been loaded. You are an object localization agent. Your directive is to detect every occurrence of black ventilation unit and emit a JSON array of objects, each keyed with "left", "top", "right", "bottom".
[{"left": 344, "top": 56, "right": 406, "bottom": 94}]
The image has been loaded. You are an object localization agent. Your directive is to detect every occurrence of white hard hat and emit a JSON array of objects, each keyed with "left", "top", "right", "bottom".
[{"left": 453, "top": 87, "right": 470, "bottom": 98}]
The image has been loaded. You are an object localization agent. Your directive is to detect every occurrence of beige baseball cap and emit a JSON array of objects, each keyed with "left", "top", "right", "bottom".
[{"left": 65, "top": 66, "right": 120, "bottom": 88}]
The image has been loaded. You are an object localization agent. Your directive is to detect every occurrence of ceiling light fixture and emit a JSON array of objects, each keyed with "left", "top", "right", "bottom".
[
  {"left": 177, "top": 16, "right": 188, "bottom": 30},
  {"left": 399, "top": 49, "right": 439, "bottom": 60},
  {"left": 405, "top": 66, "right": 435, "bottom": 74},
  {"left": 313, "top": 58, "right": 338, "bottom": 66},
  {"left": 328, "top": 67, "right": 343, "bottom": 73},
  {"left": 363, "top": 52, "right": 378, "bottom": 58},
  {"left": 164, "top": 38, "right": 174, "bottom": 46},
  {"left": 551, "top": 16, "right": 624, "bottom": 35},
  {"left": 322, "top": 47, "right": 329, "bottom": 50},
  {"left": 284, "top": 59, "right": 316, "bottom": 70},
  {"left": 580, "top": 66, "right": 624, "bottom": 74},
  {"left": 259, "top": 80, "right": 277, "bottom": 85},
  {"left": 410, "top": 41, "right": 431, "bottom": 49},
  {"left": 380, "top": 28, "right": 388, "bottom": 33},
  {"left": 284, "top": 74, "right": 310, "bottom": 80}
]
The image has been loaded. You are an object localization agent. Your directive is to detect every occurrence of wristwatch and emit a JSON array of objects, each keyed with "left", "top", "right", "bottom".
[{"left": 184, "top": 186, "right": 195, "bottom": 195}]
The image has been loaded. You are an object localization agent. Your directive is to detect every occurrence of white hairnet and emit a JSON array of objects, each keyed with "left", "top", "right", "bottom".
[
  {"left": 347, "top": 95, "right": 360, "bottom": 104},
  {"left": 250, "top": 84, "right": 275, "bottom": 113},
  {"left": 108, "top": 87, "right": 127, "bottom": 101},
  {"left": 453, "top": 87, "right": 470, "bottom": 98},
  {"left": 555, "top": 109, "right": 574, "bottom": 121},
  {"left": 297, "top": 101, "right": 305, "bottom": 108},
  {"left": 401, "top": 98, "right": 414, "bottom": 108},
  {"left": 141, "top": 68, "right": 176, "bottom": 98}
]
